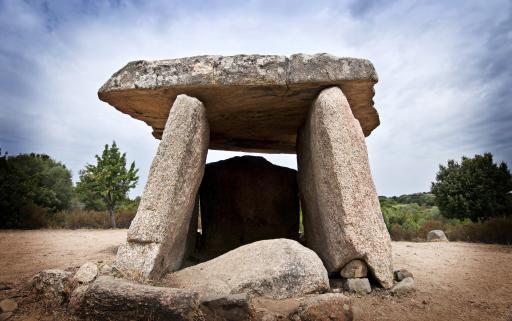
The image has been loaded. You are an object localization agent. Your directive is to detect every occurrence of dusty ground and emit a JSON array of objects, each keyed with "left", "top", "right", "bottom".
[
  {"left": 0, "top": 229, "right": 126, "bottom": 286},
  {"left": 0, "top": 229, "right": 511, "bottom": 321}
]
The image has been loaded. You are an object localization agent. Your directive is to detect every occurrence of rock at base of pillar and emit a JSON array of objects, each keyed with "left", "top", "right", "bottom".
[
  {"left": 297, "top": 86, "right": 393, "bottom": 288},
  {"left": 114, "top": 94, "right": 209, "bottom": 279}
]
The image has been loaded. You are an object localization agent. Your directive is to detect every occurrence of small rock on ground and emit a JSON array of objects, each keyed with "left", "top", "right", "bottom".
[
  {"left": 427, "top": 230, "right": 448, "bottom": 242},
  {"left": 391, "top": 277, "right": 415, "bottom": 295},
  {"left": 340, "top": 259, "right": 368, "bottom": 278},
  {"left": 394, "top": 269, "right": 414, "bottom": 281},
  {"left": 74, "top": 262, "right": 99, "bottom": 284},
  {"left": 344, "top": 278, "right": 371, "bottom": 294},
  {"left": 30, "top": 269, "right": 73, "bottom": 307},
  {"left": 0, "top": 299, "right": 17, "bottom": 313}
]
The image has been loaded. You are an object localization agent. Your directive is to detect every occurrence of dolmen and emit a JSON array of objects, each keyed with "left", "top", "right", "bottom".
[{"left": 83, "top": 53, "right": 394, "bottom": 320}]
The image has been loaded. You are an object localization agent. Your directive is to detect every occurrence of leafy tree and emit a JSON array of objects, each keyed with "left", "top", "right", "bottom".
[
  {"left": 431, "top": 153, "right": 512, "bottom": 221},
  {"left": 0, "top": 150, "right": 73, "bottom": 228},
  {"left": 76, "top": 142, "right": 139, "bottom": 228}
]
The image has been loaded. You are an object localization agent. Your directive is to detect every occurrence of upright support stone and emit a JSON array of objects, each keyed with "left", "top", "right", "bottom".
[
  {"left": 114, "top": 94, "right": 209, "bottom": 279},
  {"left": 297, "top": 86, "right": 393, "bottom": 288}
]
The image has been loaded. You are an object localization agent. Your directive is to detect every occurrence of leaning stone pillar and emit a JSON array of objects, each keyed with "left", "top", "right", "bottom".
[
  {"left": 297, "top": 86, "right": 393, "bottom": 288},
  {"left": 114, "top": 94, "right": 209, "bottom": 279}
]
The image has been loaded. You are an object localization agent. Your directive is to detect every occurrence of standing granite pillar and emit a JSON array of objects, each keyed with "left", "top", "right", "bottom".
[
  {"left": 297, "top": 86, "right": 393, "bottom": 288},
  {"left": 114, "top": 94, "right": 209, "bottom": 279}
]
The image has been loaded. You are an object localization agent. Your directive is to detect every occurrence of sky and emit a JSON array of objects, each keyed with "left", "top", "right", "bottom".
[{"left": 0, "top": 0, "right": 510, "bottom": 197}]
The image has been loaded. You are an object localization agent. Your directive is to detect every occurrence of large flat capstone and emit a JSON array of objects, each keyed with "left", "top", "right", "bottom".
[{"left": 99, "top": 53, "right": 379, "bottom": 153}]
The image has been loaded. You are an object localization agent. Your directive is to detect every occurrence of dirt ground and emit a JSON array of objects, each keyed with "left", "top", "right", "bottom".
[{"left": 0, "top": 229, "right": 511, "bottom": 321}]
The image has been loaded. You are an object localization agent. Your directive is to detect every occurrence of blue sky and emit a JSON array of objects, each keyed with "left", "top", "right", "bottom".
[{"left": 0, "top": 0, "right": 511, "bottom": 197}]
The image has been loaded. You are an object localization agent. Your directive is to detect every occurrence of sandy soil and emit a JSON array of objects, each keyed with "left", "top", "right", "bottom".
[
  {"left": 0, "top": 229, "right": 126, "bottom": 286},
  {"left": 0, "top": 229, "right": 511, "bottom": 321}
]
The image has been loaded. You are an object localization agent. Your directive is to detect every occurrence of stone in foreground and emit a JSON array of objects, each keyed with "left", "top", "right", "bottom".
[
  {"left": 164, "top": 239, "right": 329, "bottom": 299},
  {"left": 391, "top": 277, "right": 416, "bottom": 295},
  {"left": 29, "top": 269, "right": 72, "bottom": 307},
  {"left": 69, "top": 276, "right": 203, "bottom": 321},
  {"left": 427, "top": 230, "right": 449, "bottom": 242},
  {"left": 198, "top": 156, "right": 299, "bottom": 257},
  {"left": 297, "top": 86, "right": 393, "bottom": 288},
  {"left": 98, "top": 53, "right": 379, "bottom": 153},
  {"left": 340, "top": 260, "right": 368, "bottom": 279},
  {"left": 114, "top": 94, "right": 209, "bottom": 279},
  {"left": 343, "top": 278, "right": 372, "bottom": 294},
  {"left": 74, "top": 262, "right": 99, "bottom": 284}
]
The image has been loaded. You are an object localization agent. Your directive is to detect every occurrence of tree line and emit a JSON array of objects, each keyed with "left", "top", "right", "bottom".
[
  {"left": 1, "top": 145, "right": 511, "bottom": 232},
  {"left": 0, "top": 142, "right": 138, "bottom": 228}
]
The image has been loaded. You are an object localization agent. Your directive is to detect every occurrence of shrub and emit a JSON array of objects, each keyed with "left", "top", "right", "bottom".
[
  {"left": 116, "top": 211, "right": 136, "bottom": 228},
  {"left": 446, "top": 217, "right": 512, "bottom": 244},
  {"left": 48, "top": 209, "right": 136, "bottom": 229}
]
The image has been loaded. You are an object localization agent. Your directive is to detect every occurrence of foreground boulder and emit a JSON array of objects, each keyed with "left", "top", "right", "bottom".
[
  {"left": 297, "top": 86, "right": 393, "bottom": 288},
  {"left": 343, "top": 278, "right": 371, "bottom": 294},
  {"left": 29, "top": 269, "right": 72, "bottom": 307},
  {"left": 391, "top": 277, "right": 416, "bottom": 295},
  {"left": 164, "top": 239, "right": 329, "bottom": 299},
  {"left": 74, "top": 262, "right": 99, "bottom": 284},
  {"left": 69, "top": 276, "right": 204, "bottom": 321},
  {"left": 340, "top": 260, "right": 368, "bottom": 279},
  {"left": 199, "top": 156, "right": 299, "bottom": 257},
  {"left": 115, "top": 94, "right": 209, "bottom": 279},
  {"left": 427, "top": 230, "right": 449, "bottom": 242}
]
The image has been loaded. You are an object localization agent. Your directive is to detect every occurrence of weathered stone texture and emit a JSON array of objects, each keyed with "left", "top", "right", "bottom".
[
  {"left": 340, "top": 259, "right": 368, "bottom": 279},
  {"left": 29, "top": 269, "right": 72, "bottom": 307},
  {"left": 114, "top": 94, "right": 209, "bottom": 279},
  {"left": 164, "top": 239, "right": 329, "bottom": 300},
  {"left": 297, "top": 86, "right": 393, "bottom": 288},
  {"left": 69, "top": 276, "right": 204, "bottom": 321},
  {"left": 343, "top": 278, "right": 371, "bottom": 294},
  {"left": 199, "top": 156, "right": 299, "bottom": 257},
  {"left": 74, "top": 262, "right": 99, "bottom": 284},
  {"left": 98, "top": 54, "right": 379, "bottom": 153},
  {"left": 391, "top": 277, "right": 416, "bottom": 295}
]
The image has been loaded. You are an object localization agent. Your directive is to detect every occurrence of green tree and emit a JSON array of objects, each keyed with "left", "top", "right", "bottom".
[
  {"left": 76, "top": 142, "right": 139, "bottom": 228},
  {"left": 431, "top": 153, "right": 512, "bottom": 221},
  {"left": 0, "top": 150, "right": 73, "bottom": 228}
]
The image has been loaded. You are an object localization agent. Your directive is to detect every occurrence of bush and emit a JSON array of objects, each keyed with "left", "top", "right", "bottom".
[
  {"left": 48, "top": 209, "right": 136, "bottom": 229},
  {"left": 0, "top": 152, "right": 73, "bottom": 228},
  {"left": 116, "top": 211, "right": 136, "bottom": 228},
  {"left": 447, "top": 217, "right": 512, "bottom": 244}
]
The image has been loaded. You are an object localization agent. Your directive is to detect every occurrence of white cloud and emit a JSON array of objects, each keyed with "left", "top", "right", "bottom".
[{"left": 0, "top": 0, "right": 510, "bottom": 197}]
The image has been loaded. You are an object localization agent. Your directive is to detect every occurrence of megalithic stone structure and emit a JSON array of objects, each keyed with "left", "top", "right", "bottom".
[
  {"left": 99, "top": 54, "right": 394, "bottom": 286},
  {"left": 114, "top": 94, "right": 209, "bottom": 279},
  {"left": 297, "top": 86, "right": 393, "bottom": 288}
]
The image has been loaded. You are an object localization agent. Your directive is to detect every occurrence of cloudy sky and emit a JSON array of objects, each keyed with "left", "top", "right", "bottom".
[{"left": 1, "top": 0, "right": 510, "bottom": 197}]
